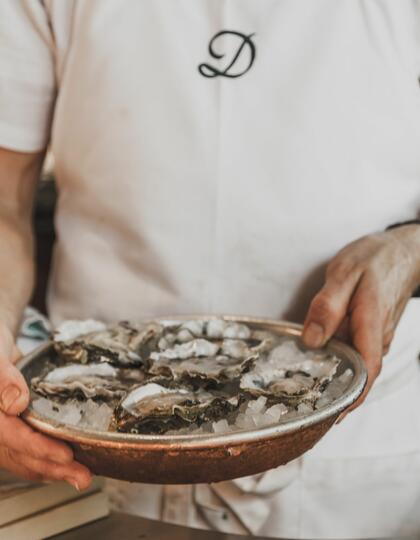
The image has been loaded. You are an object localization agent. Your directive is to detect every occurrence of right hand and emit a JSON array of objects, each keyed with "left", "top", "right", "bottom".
[{"left": 0, "top": 323, "right": 92, "bottom": 490}]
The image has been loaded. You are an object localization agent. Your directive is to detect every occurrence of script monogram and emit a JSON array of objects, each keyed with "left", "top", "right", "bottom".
[{"left": 198, "top": 30, "right": 256, "bottom": 79}]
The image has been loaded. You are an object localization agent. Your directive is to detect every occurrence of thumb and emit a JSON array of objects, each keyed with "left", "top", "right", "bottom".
[{"left": 0, "top": 324, "right": 29, "bottom": 415}]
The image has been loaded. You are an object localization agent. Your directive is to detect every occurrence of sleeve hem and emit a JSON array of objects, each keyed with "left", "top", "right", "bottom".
[{"left": 0, "top": 123, "right": 49, "bottom": 153}]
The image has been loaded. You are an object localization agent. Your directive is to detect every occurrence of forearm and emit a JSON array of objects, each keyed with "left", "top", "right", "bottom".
[
  {"left": 0, "top": 148, "right": 44, "bottom": 335},
  {"left": 0, "top": 213, "right": 34, "bottom": 335}
]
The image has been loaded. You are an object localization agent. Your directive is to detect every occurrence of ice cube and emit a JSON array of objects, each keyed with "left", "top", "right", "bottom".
[
  {"left": 177, "top": 329, "right": 194, "bottom": 343},
  {"left": 212, "top": 419, "right": 229, "bottom": 433},
  {"left": 246, "top": 396, "right": 267, "bottom": 414},
  {"left": 206, "top": 319, "right": 226, "bottom": 339},
  {"left": 322, "top": 379, "right": 343, "bottom": 401},
  {"left": 253, "top": 412, "right": 270, "bottom": 428},
  {"left": 58, "top": 400, "right": 84, "bottom": 426},
  {"left": 236, "top": 412, "right": 258, "bottom": 430},
  {"left": 235, "top": 413, "right": 247, "bottom": 429},
  {"left": 297, "top": 402, "right": 313, "bottom": 415},
  {"left": 224, "top": 322, "right": 251, "bottom": 340},
  {"left": 241, "top": 409, "right": 259, "bottom": 430},
  {"left": 338, "top": 368, "right": 353, "bottom": 385},
  {"left": 315, "top": 395, "right": 332, "bottom": 409},
  {"left": 265, "top": 403, "right": 288, "bottom": 423},
  {"left": 78, "top": 399, "right": 113, "bottom": 430}
]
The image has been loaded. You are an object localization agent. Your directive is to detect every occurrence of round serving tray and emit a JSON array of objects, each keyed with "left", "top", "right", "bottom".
[{"left": 19, "top": 317, "right": 367, "bottom": 484}]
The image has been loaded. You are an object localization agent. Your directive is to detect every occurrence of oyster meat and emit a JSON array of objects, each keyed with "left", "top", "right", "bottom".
[
  {"left": 54, "top": 321, "right": 162, "bottom": 367},
  {"left": 32, "top": 362, "right": 145, "bottom": 400},
  {"left": 240, "top": 340, "right": 340, "bottom": 405},
  {"left": 115, "top": 382, "right": 241, "bottom": 434},
  {"left": 149, "top": 338, "right": 256, "bottom": 384},
  {"left": 148, "top": 324, "right": 275, "bottom": 385}
]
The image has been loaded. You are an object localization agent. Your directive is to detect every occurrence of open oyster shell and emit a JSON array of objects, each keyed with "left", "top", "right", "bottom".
[
  {"left": 31, "top": 362, "right": 146, "bottom": 400},
  {"left": 240, "top": 340, "right": 340, "bottom": 405},
  {"left": 114, "top": 382, "right": 241, "bottom": 434},
  {"left": 149, "top": 338, "right": 257, "bottom": 385},
  {"left": 148, "top": 325, "right": 275, "bottom": 385},
  {"left": 54, "top": 321, "right": 162, "bottom": 367}
]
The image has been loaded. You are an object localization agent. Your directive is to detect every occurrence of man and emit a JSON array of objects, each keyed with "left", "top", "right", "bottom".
[{"left": 0, "top": 0, "right": 419, "bottom": 537}]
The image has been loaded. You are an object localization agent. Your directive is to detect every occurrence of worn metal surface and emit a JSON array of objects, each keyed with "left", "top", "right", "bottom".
[{"left": 20, "top": 317, "right": 367, "bottom": 484}]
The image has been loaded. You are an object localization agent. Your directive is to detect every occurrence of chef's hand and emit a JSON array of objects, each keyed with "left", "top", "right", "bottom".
[
  {"left": 302, "top": 225, "right": 420, "bottom": 412},
  {"left": 0, "top": 323, "right": 92, "bottom": 490}
]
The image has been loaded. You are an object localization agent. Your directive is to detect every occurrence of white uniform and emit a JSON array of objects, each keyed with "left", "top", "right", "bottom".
[{"left": 1, "top": 1, "right": 420, "bottom": 537}]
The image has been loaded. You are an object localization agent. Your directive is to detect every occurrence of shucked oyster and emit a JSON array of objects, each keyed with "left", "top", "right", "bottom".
[
  {"left": 54, "top": 321, "right": 162, "bottom": 367},
  {"left": 115, "top": 382, "right": 241, "bottom": 434},
  {"left": 240, "top": 340, "right": 340, "bottom": 405},
  {"left": 148, "top": 322, "right": 276, "bottom": 385},
  {"left": 32, "top": 362, "right": 145, "bottom": 400},
  {"left": 149, "top": 338, "right": 256, "bottom": 384}
]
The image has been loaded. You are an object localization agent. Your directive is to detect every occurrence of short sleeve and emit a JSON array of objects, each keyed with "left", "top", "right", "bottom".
[{"left": 0, "top": 0, "right": 56, "bottom": 152}]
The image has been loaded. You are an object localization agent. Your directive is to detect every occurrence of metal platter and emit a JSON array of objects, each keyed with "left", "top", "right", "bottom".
[{"left": 19, "top": 317, "right": 367, "bottom": 484}]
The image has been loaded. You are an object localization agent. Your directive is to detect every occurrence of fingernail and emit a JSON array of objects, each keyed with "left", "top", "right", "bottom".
[
  {"left": 1, "top": 385, "right": 21, "bottom": 413},
  {"left": 65, "top": 477, "right": 80, "bottom": 491},
  {"left": 303, "top": 323, "right": 324, "bottom": 348}
]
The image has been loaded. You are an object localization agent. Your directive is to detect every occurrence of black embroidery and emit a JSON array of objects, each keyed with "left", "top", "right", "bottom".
[{"left": 199, "top": 30, "right": 256, "bottom": 79}]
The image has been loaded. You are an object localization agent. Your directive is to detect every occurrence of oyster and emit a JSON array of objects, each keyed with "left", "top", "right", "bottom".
[
  {"left": 240, "top": 340, "right": 340, "bottom": 405},
  {"left": 54, "top": 321, "right": 162, "bottom": 367},
  {"left": 115, "top": 382, "right": 241, "bottom": 434},
  {"left": 152, "top": 354, "right": 256, "bottom": 385},
  {"left": 32, "top": 362, "right": 145, "bottom": 400},
  {"left": 148, "top": 321, "right": 274, "bottom": 385},
  {"left": 54, "top": 320, "right": 108, "bottom": 342},
  {"left": 267, "top": 340, "right": 339, "bottom": 381},
  {"left": 149, "top": 338, "right": 256, "bottom": 384}
]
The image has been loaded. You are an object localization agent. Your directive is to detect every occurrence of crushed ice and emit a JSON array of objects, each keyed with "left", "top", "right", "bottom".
[{"left": 32, "top": 397, "right": 113, "bottom": 431}]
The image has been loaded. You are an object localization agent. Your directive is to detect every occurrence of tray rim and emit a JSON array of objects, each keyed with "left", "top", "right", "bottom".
[{"left": 20, "top": 316, "right": 368, "bottom": 450}]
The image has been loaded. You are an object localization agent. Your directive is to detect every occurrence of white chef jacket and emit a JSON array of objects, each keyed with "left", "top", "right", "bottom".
[{"left": 1, "top": 1, "right": 420, "bottom": 537}]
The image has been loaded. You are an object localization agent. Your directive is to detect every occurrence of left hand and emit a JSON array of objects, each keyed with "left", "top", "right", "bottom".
[{"left": 302, "top": 225, "right": 420, "bottom": 412}]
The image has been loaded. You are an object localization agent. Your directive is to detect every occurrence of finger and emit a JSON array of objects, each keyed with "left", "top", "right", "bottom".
[
  {"left": 333, "top": 316, "right": 351, "bottom": 343},
  {"left": 0, "top": 446, "right": 43, "bottom": 482},
  {"left": 382, "top": 328, "right": 394, "bottom": 356},
  {"left": 11, "top": 345, "right": 23, "bottom": 365},
  {"left": 302, "top": 261, "right": 363, "bottom": 348},
  {"left": 0, "top": 328, "right": 29, "bottom": 415},
  {"left": 7, "top": 449, "right": 92, "bottom": 491},
  {"left": 345, "top": 286, "right": 383, "bottom": 413},
  {"left": 0, "top": 412, "right": 73, "bottom": 464}
]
